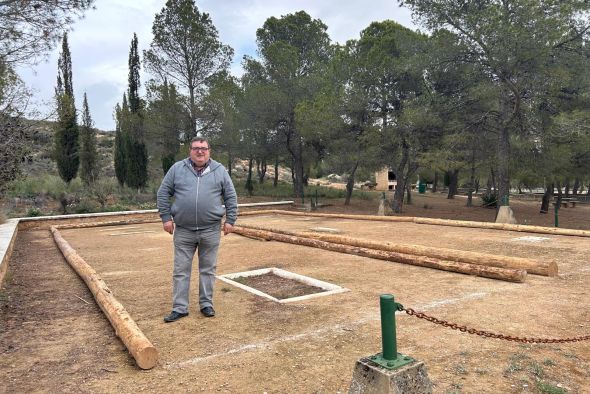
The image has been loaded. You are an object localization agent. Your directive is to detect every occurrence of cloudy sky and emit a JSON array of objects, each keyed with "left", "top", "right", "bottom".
[{"left": 18, "top": 0, "right": 417, "bottom": 131}]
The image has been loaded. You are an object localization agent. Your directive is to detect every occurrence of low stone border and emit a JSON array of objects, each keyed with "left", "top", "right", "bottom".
[
  {"left": 0, "top": 219, "right": 19, "bottom": 288},
  {"left": 218, "top": 267, "right": 349, "bottom": 303}
]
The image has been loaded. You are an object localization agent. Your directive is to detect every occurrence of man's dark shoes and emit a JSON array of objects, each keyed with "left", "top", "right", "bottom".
[
  {"left": 200, "top": 306, "right": 215, "bottom": 317},
  {"left": 163, "top": 311, "right": 188, "bottom": 323}
]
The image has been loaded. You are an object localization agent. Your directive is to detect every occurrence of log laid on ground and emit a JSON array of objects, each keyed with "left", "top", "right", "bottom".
[
  {"left": 237, "top": 224, "right": 557, "bottom": 277},
  {"left": 55, "top": 219, "right": 161, "bottom": 230},
  {"left": 413, "top": 217, "right": 590, "bottom": 238},
  {"left": 50, "top": 226, "right": 158, "bottom": 369},
  {"left": 233, "top": 226, "right": 526, "bottom": 283},
  {"left": 239, "top": 209, "right": 415, "bottom": 222},
  {"left": 241, "top": 209, "right": 590, "bottom": 238}
]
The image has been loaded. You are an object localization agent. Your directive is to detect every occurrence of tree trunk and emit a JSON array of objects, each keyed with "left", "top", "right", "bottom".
[
  {"left": 540, "top": 182, "right": 553, "bottom": 213},
  {"left": 447, "top": 169, "right": 459, "bottom": 199},
  {"left": 556, "top": 180, "right": 563, "bottom": 206},
  {"left": 406, "top": 183, "right": 412, "bottom": 205},
  {"left": 257, "top": 158, "right": 267, "bottom": 184},
  {"left": 344, "top": 161, "right": 359, "bottom": 206},
  {"left": 572, "top": 178, "right": 580, "bottom": 196},
  {"left": 467, "top": 150, "right": 476, "bottom": 207},
  {"left": 188, "top": 81, "right": 197, "bottom": 139},
  {"left": 273, "top": 156, "right": 279, "bottom": 187},
  {"left": 497, "top": 126, "right": 510, "bottom": 207},
  {"left": 286, "top": 119, "right": 305, "bottom": 199},
  {"left": 392, "top": 140, "right": 410, "bottom": 213},
  {"left": 245, "top": 158, "right": 254, "bottom": 196},
  {"left": 227, "top": 150, "right": 232, "bottom": 178},
  {"left": 432, "top": 171, "right": 438, "bottom": 192},
  {"left": 564, "top": 177, "right": 570, "bottom": 197},
  {"left": 474, "top": 178, "right": 480, "bottom": 194},
  {"left": 490, "top": 167, "right": 497, "bottom": 193}
]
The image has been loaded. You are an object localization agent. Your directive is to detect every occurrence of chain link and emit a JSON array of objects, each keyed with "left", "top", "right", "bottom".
[{"left": 398, "top": 305, "right": 590, "bottom": 344}]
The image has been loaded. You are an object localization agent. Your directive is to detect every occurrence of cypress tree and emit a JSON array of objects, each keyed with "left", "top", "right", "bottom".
[
  {"left": 114, "top": 97, "right": 128, "bottom": 186},
  {"left": 125, "top": 33, "right": 148, "bottom": 189},
  {"left": 80, "top": 92, "right": 98, "bottom": 185},
  {"left": 53, "top": 32, "right": 79, "bottom": 184}
]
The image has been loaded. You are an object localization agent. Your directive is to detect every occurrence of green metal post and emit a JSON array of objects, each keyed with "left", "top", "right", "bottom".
[
  {"left": 502, "top": 195, "right": 509, "bottom": 206},
  {"left": 554, "top": 202, "right": 559, "bottom": 227},
  {"left": 370, "top": 294, "right": 415, "bottom": 370},
  {"left": 380, "top": 294, "right": 397, "bottom": 360}
]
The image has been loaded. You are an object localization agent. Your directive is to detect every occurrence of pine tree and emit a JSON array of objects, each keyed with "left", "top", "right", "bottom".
[
  {"left": 53, "top": 32, "right": 79, "bottom": 184},
  {"left": 125, "top": 33, "right": 148, "bottom": 190},
  {"left": 80, "top": 92, "right": 98, "bottom": 185}
]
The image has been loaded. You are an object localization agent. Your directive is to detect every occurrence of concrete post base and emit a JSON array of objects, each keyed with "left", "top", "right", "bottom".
[
  {"left": 495, "top": 205, "right": 517, "bottom": 224},
  {"left": 349, "top": 357, "right": 432, "bottom": 394},
  {"left": 377, "top": 199, "right": 386, "bottom": 216}
]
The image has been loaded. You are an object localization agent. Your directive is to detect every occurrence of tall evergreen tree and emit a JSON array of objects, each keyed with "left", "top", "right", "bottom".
[
  {"left": 124, "top": 33, "right": 148, "bottom": 190},
  {"left": 80, "top": 92, "right": 98, "bottom": 185},
  {"left": 144, "top": 0, "right": 233, "bottom": 138},
  {"left": 145, "top": 78, "right": 185, "bottom": 174},
  {"left": 253, "top": 11, "right": 332, "bottom": 198},
  {"left": 114, "top": 97, "right": 128, "bottom": 186},
  {"left": 53, "top": 32, "right": 79, "bottom": 184}
]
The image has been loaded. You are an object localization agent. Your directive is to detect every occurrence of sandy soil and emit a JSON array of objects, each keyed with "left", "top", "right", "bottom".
[{"left": 0, "top": 194, "right": 589, "bottom": 393}]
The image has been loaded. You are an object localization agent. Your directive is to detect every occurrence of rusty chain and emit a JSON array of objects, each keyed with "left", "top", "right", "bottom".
[{"left": 397, "top": 305, "right": 590, "bottom": 344}]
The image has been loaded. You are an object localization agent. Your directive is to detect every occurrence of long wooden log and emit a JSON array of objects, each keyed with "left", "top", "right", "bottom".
[
  {"left": 233, "top": 226, "right": 526, "bottom": 283},
  {"left": 413, "top": 217, "right": 590, "bottom": 237},
  {"left": 55, "top": 219, "right": 161, "bottom": 230},
  {"left": 238, "top": 224, "right": 556, "bottom": 277},
  {"left": 239, "top": 209, "right": 415, "bottom": 222},
  {"left": 50, "top": 226, "right": 158, "bottom": 369},
  {"left": 240, "top": 210, "right": 590, "bottom": 237}
]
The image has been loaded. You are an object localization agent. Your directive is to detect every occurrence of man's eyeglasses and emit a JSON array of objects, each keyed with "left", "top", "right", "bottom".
[{"left": 190, "top": 147, "right": 209, "bottom": 152}]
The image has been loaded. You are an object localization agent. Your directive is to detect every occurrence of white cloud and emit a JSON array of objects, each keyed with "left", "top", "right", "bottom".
[{"left": 17, "top": 0, "right": 418, "bottom": 131}]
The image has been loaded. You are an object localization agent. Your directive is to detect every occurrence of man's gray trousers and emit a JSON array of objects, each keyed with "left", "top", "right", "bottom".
[{"left": 172, "top": 225, "right": 221, "bottom": 313}]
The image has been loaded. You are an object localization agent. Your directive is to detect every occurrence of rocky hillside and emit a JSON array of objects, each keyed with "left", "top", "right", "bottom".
[{"left": 23, "top": 119, "right": 115, "bottom": 178}]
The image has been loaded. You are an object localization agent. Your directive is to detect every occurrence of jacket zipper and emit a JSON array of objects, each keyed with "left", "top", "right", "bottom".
[{"left": 195, "top": 175, "right": 200, "bottom": 230}]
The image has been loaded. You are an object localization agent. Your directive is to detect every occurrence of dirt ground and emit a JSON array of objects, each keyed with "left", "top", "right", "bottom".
[{"left": 1, "top": 194, "right": 589, "bottom": 393}]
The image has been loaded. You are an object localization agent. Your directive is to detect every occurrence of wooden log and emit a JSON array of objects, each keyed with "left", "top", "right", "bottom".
[
  {"left": 239, "top": 209, "right": 415, "bottom": 222},
  {"left": 55, "top": 219, "right": 161, "bottom": 230},
  {"left": 50, "top": 226, "right": 158, "bottom": 369},
  {"left": 413, "top": 217, "right": 590, "bottom": 238},
  {"left": 233, "top": 226, "right": 526, "bottom": 283},
  {"left": 240, "top": 210, "right": 590, "bottom": 238},
  {"left": 237, "top": 224, "right": 557, "bottom": 277}
]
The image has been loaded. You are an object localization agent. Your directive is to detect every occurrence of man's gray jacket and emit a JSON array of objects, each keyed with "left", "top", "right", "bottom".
[{"left": 157, "top": 158, "right": 238, "bottom": 230}]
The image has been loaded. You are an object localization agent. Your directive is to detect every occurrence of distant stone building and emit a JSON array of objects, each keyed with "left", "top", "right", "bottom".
[{"left": 375, "top": 168, "right": 397, "bottom": 191}]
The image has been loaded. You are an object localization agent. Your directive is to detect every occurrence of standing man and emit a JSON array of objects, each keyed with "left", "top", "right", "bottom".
[{"left": 157, "top": 137, "right": 237, "bottom": 323}]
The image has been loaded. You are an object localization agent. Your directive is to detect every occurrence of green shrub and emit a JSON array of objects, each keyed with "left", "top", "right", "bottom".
[
  {"left": 91, "top": 177, "right": 117, "bottom": 208},
  {"left": 137, "top": 202, "right": 156, "bottom": 210},
  {"left": 97, "top": 137, "right": 114, "bottom": 148},
  {"left": 481, "top": 192, "right": 498, "bottom": 208},
  {"left": 7, "top": 175, "right": 84, "bottom": 200},
  {"left": 536, "top": 381, "right": 566, "bottom": 394},
  {"left": 73, "top": 198, "right": 98, "bottom": 214},
  {"left": 103, "top": 204, "right": 130, "bottom": 212},
  {"left": 26, "top": 207, "right": 42, "bottom": 217}
]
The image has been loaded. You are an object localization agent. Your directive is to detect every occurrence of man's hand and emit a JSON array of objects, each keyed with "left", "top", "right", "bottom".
[
  {"left": 223, "top": 223, "right": 234, "bottom": 235},
  {"left": 163, "top": 220, "right": 175, "bottom": 234}
]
